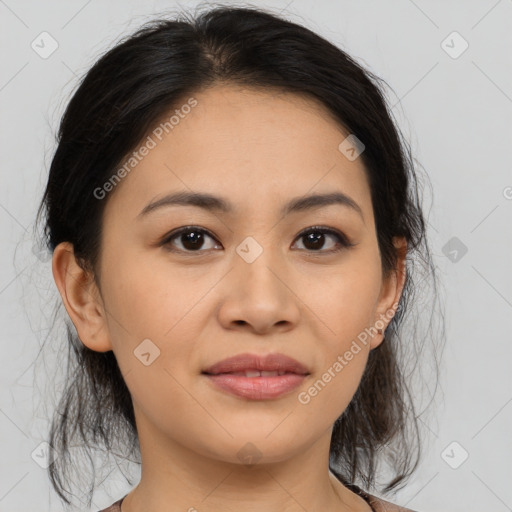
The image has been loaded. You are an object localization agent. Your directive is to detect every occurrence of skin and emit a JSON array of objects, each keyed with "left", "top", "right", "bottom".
[{"left": 53, "top": 84, "right": 406, "bottom": 512}]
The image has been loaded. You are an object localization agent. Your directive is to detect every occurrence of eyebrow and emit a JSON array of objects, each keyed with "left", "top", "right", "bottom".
[{"left": 138, "top": 190, "right": 364, "bottom": 222}]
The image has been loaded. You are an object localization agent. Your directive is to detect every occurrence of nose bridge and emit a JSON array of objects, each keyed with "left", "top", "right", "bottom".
[{"left": 233, "top": 233, "right": 285, "bottom": 294}]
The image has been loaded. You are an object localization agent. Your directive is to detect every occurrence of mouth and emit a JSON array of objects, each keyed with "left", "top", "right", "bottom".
[{"left": 201, "top": 353, "right": 310, "bottom": 400}]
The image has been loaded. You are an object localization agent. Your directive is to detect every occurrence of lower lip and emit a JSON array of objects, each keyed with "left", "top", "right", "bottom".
[{"left": 203, "top": 373, "right": 308, "bottom": 400}]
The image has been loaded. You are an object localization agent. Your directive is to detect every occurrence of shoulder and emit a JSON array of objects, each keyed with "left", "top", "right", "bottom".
[{"left": 367, "top": 493, "right": 418, "bottom": 512}]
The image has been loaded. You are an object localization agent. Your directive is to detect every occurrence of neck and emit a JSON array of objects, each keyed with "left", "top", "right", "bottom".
[{"left": 121, "top": 418, "right": 371, "bottom": 512}]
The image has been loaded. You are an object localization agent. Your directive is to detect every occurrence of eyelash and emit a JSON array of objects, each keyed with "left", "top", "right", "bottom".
[{"left": 160, "top": 225, "right": 355, "bottom": 256}]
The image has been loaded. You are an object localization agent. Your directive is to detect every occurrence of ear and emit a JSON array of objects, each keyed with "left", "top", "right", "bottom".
[
  {"left": 52, "top": 241, "right": 113, "bottom": 352},
  {"left": 370, "top": 236, "right": 407, "bottom": 350}
]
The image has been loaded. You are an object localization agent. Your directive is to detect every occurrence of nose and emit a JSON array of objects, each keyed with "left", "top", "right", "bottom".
[{"left": 216, "top": 246, "right": 301, "bottom": 335}]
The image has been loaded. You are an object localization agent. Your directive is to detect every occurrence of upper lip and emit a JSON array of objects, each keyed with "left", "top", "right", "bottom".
[{"left": 202, "top": 352, "right": 310, "bottom": 375}]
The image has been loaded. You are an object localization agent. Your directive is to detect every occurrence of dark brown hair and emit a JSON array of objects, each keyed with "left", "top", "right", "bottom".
[{"left": 36, "top": 3, "right": 444, "bottom": 508}]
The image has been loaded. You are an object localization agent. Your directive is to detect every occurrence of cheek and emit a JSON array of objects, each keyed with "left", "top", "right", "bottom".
[
  {"left": 298, "top": 288, "right": 375, "bottom": 426},
  {"left": 100, "top": 253, "right": 210, "bottom": 379},
  {"left": 101, "top": 258, "right": 210, "bottom": 430},
  {"left": 102, "top": 249, "right": 204, "bottom": 335},
  {"left": 308, "top": 257, "right": 382, "bottom": 346},
  {"left": 300, "top": 348, "right": 368, "bottom": 426},
  {"left": 302, "top": 255, "right": 381, "bottom": 405}
]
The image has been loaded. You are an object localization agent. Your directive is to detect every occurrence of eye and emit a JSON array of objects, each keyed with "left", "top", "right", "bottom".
[
  {"left": 161, "top": 225, "right": 355, "bottom": 255},
  {"left": 161, "top": 226, "right": 221, "bottom": 253},
  {"left": 292, "top": 226, "right": 355, "bottom": 254}
]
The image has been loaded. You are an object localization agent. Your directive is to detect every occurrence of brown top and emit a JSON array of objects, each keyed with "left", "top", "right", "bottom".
[
  {"left": 98, "top": 495, "right": 124, "bottom": 512},
  {"left": 98, "top": 487, "right": 417, "bottom": 512},
  {"left": 348, "top": 483, "right": 417, "bottom": 511}
]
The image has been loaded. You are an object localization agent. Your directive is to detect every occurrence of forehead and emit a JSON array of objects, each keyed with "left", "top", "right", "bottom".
[{"left": 104, "top": 84, "right": 372, "bottom": 221}]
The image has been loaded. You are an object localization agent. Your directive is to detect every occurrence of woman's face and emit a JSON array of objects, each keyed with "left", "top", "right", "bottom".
[{"left": 58, "top": 84, "right": 404, "bottom": 466}]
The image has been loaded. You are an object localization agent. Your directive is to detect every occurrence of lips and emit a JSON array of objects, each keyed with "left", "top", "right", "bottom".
[
  {"left": 202, "top": 353, "right": 310, "bottom": 400},
  {"left": 202, "top": 352, "right": 310, "bottom": 376}
]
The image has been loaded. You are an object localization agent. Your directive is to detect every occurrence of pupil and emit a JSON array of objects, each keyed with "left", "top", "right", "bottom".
[
  {"left": 182, "top": 231, "right": 203, "bottom": 250},
  {"left": 305, "top": 232, "right": 323, "bottom": 250}
]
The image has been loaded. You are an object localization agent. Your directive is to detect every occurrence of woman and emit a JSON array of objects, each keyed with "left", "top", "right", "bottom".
[{"left": 37, "top": 5, "right": 442, "bottom": 511}]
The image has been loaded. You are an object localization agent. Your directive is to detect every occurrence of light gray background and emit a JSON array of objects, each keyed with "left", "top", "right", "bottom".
[{"left": 1, "top": 1, "right": 511, "bottom": 511}]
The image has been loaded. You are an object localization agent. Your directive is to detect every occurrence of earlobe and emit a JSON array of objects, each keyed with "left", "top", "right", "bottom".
[
  {"left": 52, "top": 242, "right": 113, "bottom": 353},
  {"left": 371, "top": 237, "right": 407, "bottom": 350}
]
